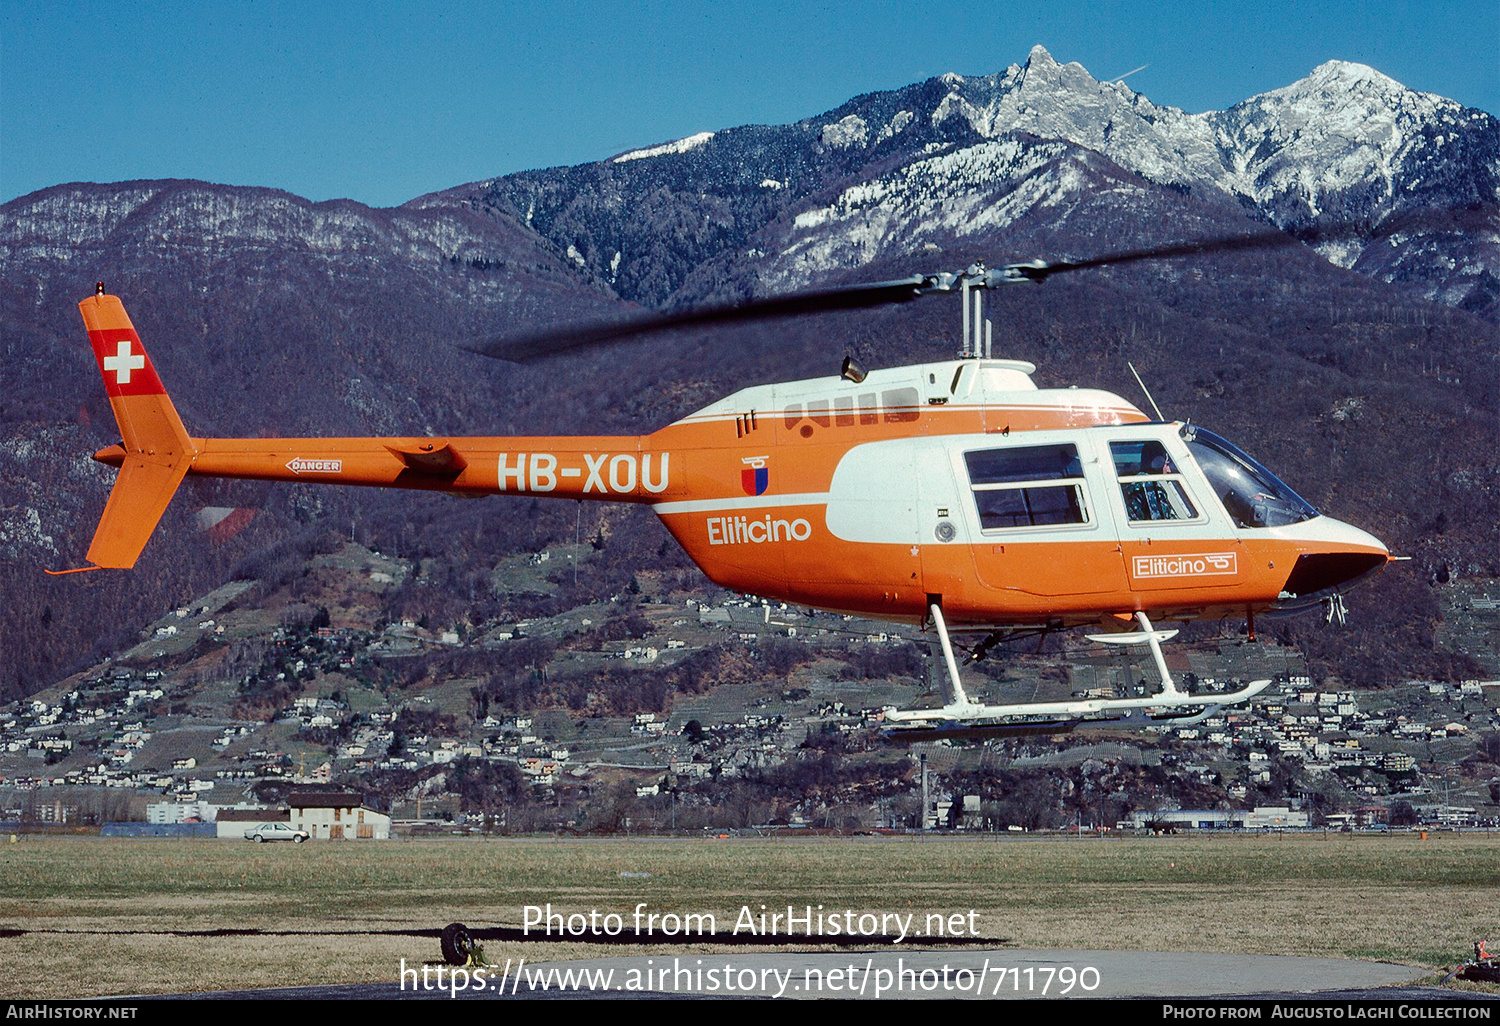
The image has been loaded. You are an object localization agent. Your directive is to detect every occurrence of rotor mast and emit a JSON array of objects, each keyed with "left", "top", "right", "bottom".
[
  {"left": 959, "top": 272, "right": 995, "bottom": 360},
  {"left": 944, "top": 261, "right": 1047, "bottom": 359}
]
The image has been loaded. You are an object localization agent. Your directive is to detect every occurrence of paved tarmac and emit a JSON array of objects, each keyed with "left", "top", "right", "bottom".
[
  {"left": 147, "top": 948, "right": 1470, "bottom": 1000},
  {"left": 441, "top": 949, "right": 1432, "bottom": 999}
]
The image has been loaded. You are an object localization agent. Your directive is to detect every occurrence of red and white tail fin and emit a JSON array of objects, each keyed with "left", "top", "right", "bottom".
[{"left": 52, "top": 287, "right": 197, "bottom": 572}]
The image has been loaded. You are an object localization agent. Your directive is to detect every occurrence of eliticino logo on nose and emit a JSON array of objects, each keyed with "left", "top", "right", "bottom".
[{"left": 1132, "top": 552, "right": 1237, "bottom": 578}]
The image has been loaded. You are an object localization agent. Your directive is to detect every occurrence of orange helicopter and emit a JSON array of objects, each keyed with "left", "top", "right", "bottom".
[{"left": 57, "top": 234, "right": 1393, "bottom": 736}]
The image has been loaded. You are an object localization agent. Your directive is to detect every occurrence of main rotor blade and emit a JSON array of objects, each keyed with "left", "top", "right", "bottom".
[
  {"left": 471, "top": 276, "right": 931, "bottom": 363},
  {"left": 1007, "top": 206, "right": 1491, "bottom": 283},
  {"left": 1008, "top": 229, "right": 1306, "bottom": 282},
  {"left": 471, "top": 204, "right": 1491, "bottom": 361}
]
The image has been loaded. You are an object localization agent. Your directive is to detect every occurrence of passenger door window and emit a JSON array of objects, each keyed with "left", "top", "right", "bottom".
[{"left": 964, "top": 443, "right": 1090, "bottom": 531}]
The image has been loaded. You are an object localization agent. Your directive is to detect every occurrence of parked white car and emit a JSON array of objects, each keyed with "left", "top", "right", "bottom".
[{"left": 244, "top": 822, "right": 309, "bottom": 843}]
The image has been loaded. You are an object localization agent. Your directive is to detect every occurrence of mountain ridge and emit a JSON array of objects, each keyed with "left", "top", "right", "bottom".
[{"left": 411, "top": 46, "right": 1497, "bottom": 320}]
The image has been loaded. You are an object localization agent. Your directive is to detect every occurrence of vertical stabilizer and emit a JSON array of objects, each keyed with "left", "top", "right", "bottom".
[{"left": 61, "top": 289, "right": 197, "bottom": 570}]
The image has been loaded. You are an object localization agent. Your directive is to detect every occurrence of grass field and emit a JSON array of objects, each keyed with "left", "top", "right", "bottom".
[{"left": 1, "top": 833, "right": 1497, "bottom": 998}]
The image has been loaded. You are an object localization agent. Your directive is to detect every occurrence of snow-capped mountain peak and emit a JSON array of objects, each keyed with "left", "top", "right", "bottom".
[
  {"left": 816, "top": 48, "right": 1498, "bottom": 312},
  {"left": 329, "top": 47, "right": 1500, "bottom": 318}
]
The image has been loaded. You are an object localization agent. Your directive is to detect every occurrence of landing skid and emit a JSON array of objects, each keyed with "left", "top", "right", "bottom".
[{"left": 883, "top": 605, "right": 1271, "bottom": 732}]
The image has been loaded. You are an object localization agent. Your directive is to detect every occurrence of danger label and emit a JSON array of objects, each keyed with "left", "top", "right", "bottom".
[{"left": 286, "top": 458, "right": 343, "bottom": 474}]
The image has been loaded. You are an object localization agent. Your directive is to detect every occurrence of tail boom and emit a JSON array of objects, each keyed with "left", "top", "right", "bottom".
[
  {"left": 183, "top": 436, "right": 672, "bottom": 501},
  {"left": 67, "top": 290, "right": 683, "bottom": 571}
]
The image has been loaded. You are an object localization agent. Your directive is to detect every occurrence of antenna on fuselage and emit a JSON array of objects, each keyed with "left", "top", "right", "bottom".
[{"left": 1127, "top": 361, "right": 1166, "bottom": 421}]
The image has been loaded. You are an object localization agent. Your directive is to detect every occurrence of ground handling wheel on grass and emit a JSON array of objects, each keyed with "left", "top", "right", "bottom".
[
  {"left": 440, "top": 922, "right": 475, "bottom": 966},
  {"left": 1457, "top": 940, "right": 1500, "bottom": 983}
]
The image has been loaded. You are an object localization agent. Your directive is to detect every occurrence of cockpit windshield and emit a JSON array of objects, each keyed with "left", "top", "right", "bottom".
[{"left": 1180, "top": 425, "right": 1318, "bottom": 529}]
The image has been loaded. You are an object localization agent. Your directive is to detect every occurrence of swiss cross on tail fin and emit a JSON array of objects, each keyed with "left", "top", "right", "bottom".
[
  {"left": 101, "top": 340, "right": 146, "bottom": 383},
  {"left": 82, "top": 295, "right": 168, "bottom": 399}
]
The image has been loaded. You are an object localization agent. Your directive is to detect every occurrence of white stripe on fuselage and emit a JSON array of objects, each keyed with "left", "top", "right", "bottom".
[
  {"left": 652, "top": 492, "right": 829, "bottom": 515},
  {"left": 672, "top": 403, "right": 1144, "bottom": 425}
]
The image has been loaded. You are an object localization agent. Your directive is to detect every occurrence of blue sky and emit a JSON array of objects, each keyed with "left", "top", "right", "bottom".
[{"left": 3, "top": 0, "right": 1496, "bottom": 208}]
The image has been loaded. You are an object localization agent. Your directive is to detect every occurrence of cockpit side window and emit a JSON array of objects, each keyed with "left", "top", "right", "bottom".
[
  {"left": 1110, "top": 441, "right": 1201, "bottom": 523},
  {"left": 1181, "top": 426, "right": 1318, "bottom": 529},
  {"left": 1112, "top": 440, "right": 1176, "bottom": 478},
  {"left": 964, "top": 443, "right": 1090, "bottom": 531}
]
